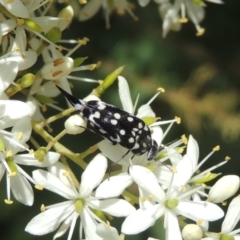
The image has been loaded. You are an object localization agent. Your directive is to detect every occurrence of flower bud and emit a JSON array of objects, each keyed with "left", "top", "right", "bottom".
[
  {"left": 0, "top": 138, "right": 5, "bottom": 152},
  {"left": 34, "top": 147, "right": 47, "bottom": 162},
  {"left": 208, "top": 175, "right": 240, "bottom": 203},
  {"left": 45, "top": 27, "right": 62, "bottom": 43},
  {"left": 64, "top": 114, "right": 87, "bottom": 134},
  {"left": 84, "top": 94, "right": 101, "bottom": 102},
  {"left": 58, "top": 6, "right": 74, "bottom": 25},
  {"left": 20, "top": 73, "right": 35, "bottom": 88},
  {"left": 40, "top": 57, "right": 74, "bottom": 80},
  {"left": 182, "top": 224, "right": 203, "bottom": 240},
  {"left": 24, "top": 19, "right": 42, "bottom": 32}
]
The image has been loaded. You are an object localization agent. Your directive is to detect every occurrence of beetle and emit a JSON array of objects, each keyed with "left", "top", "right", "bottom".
[{"left": 56, "top": 86, "right": 158, "bottom": 160}]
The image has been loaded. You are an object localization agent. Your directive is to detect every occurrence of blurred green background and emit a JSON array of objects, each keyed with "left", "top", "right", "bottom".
[{"left": 1, "top": 0, "right": 240, "bottom": 239}]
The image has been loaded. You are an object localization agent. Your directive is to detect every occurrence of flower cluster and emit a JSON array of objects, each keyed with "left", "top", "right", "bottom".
[
  {"left": 0, "top": 0, "right": 239, "bottom": 240},
  {"left": 78, "top": 0, "right": 223, "bottom": 37}
]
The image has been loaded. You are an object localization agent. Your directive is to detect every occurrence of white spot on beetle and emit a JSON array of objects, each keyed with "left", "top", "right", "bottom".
[
  {"left": 110, "top": 119, "right": 118, "bottom": 125},
  {"left": 129, "top": 137, "right": 134, "bottom": 143},
  {"left": 127, "top": 117, "right": 134, "bottom": 122},
  {"left": 114, "top": 113, "right": 121, "bottom": 119},
  {"left": 120, "top": 129, "right": 125, "bottom": 135},
  {"left": 93, "top": 111, "right": 101, "bottom": 119}
]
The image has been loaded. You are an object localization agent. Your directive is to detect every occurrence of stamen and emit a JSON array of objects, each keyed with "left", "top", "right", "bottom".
[
  {"left": 4, "top": 199, "right": 13, "bottom": 204},
  {"left": 41, "top": 204, "right": 46, "bottom": 211},
  {"left": 213, "top": 145, "right": 220, "bottom": 151},
  {"left": 35, "top": 185, "right": 44, "bottom": 190}
]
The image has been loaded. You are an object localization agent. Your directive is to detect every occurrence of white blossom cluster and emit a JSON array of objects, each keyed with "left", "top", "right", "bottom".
[
  {"left": 0, "top": 0, "right": 239, "bottom": 240},
  {"left": 78, "top": 0, "right": 223, "bottom": 37}
]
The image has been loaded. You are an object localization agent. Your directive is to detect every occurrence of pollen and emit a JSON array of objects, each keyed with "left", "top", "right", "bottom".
[
  {"left": 17, "top": 132, "right": 23, "bottom": 140},
  {"left": 41, "top": 204, "right": 46, "bottom": 212},
  {"left": 8, "top": 172, "right": 16, "bottom": 177},
  {"left": 4, "top": 199, "right": 13, "bottom": 204},
  {"left": 6, "top": 150, "right": 13, "bottom": 157},
  {"left": 148, "top": 195, "right": 154, "bottom": 201},
  {"left": 181, "top": 185, "right": 186, "bottom": 192},
  {"left": 179, "top": 18, "right": 188, "bottom": 23},
  {"left": 63, "top": 171, "right": 70, "bottom": 177},
  {"left": 175, "top": 116, "right": 181, "bottom": 124},
  {"left": 53, "top": 58, "right": 65, "bottom": 66},
  {"left": 196, "top": 28, "right": 205, "bottom": 36},
  {"left": 57, "top": 45, "right": 63, "bottom": 52},
  {"left": 157, "top": 87, "right": 165, "bottom": 93},
  {"left": 35, "top": 185, "right": 44, "bottom": 190},
  {"left": 17, "top": 18, "right": 25, "bottom": 25},
  {"left": 204, "top": 172, "right": 211, "bottom": 179},
  {"left": 225, "top": 156, "right": 231, "bottom": 161},
  {"left": 88, "top": 64, "right": 97, "bottom": 71},
  {"left": 222, "top": 201, "right": 227, "bottom": 206},
  {"left": 213, "top": 145, "right": 220, "bottom": 151},
  {"left": 78, "top": 37, "right": 89, "bottom": 45},
  {"left": 52, "top": 70, "right": 63, "bottom": 77},
  {"left": 181, "top": 135, "right": 188, "bottom": 145},
  {"left": 106, "top": 221, "right": 110, "bottom": 228},
  {"left": 197, "top": 219, "right": 203, "bottom": 225}
]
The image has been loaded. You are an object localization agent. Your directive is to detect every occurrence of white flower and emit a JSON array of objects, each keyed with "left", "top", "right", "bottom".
[
  {"left": 79, "top": 0, "right": 138, "bottom": 28},
  {"left": 203, "top": 195, "right": 240, "bottom": 239},
  {"left": 25, "top": 154, "right": 135, "bottom": 240},
  {"left": 159, "top": 3, "right": 181, "bottom": 38},
  {"left": 138, "top": 0, "right": 151, "bottom": 7},
  {"left": 0, "top": 100, "right": 59, "bottom": 205},
  {"left": 208, "top": 175, "right": 240, "bottom": 203},
  {"left": 0, "top": 100, "right": 34, "bottom": 128},
  {"left": 96, "top": 222, "right": 122, "bottom": 240},
  {"left": 154, "top": 135, "right": 228, "bottom": 198},
  {"left": 98, "top": 76, "right": 176, "bottom": 168},
  {"left": 182, "top": 224, "right": 203, "bottom": 240},
  {"left": 0, "top": 60, "right": 18, "bottom": 93},
  {"left": 157, "top": 0, "right": 223, "bottom": 37},
  {"left": 121, "top": 165, "right": 224, "bottom": 239}
]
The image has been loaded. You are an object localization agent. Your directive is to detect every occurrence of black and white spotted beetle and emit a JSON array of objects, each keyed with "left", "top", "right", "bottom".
[{"left": 57, "top": 86, "right": 159, "bottom": 160}]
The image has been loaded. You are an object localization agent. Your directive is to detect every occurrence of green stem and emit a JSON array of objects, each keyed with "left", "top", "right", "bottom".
[
  {"left": 43, "top": 107, "right": 75, "bottom": 126},
  {"left": 32, "top": 120, "right": 87, "bottom": 169}
]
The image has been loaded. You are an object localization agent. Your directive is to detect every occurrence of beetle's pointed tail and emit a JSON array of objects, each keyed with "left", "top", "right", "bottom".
[{"left": 56, "top": 85, "right": 81, "bottom": 107}]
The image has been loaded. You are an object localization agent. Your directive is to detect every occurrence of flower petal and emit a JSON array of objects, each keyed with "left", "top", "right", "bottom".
[
  {"left": 32, "top": 169, "right": 77, "bottom": 199},
  {"left": 10, "top": 174, "right": 33, "bottom": 205},
  {"left": 95, "top": 173, "right": 133, "bottom": 198},
  {"left": 81, "top": 208, "right": 102, "bottom": 240},
  {"left": 79, "top": 0, "right": 103, "bottom": 21},
  {"left": 130, "top": 165, "right": 165, "bottom": 202},
  {"left": 0, "top": 100, "right": 34, "bottom": 128},
  {"left": 208, "top": 175, "right": 240, "bottom": 203},
  {"left": 121, "top": 204, "right": 163, "bottom": 234},
  {"left": 14, "top": 152, "right": 60, "bottom": 167},
  {"left": 0, "top": 61, "right": 18, "bottom": 92},
  {"left": 25, "top": 203, "right": 74, "bottom": 235},
  {"left": 176, "top": 201, "right": 224, "bottom": 221},
  {"left": 98, "top": 140, "right": 130, "bottom": 166},
  {"left": 80, "top": 153, "right": 107, "bottom": 197},
  {"left": 172, "top": 155, "right": 194, "bottom": 186},
  {"left": 96, "top": 223, "right": 120, "bottom": 240},
  {"left": 165, "top": 210, "right": 182, "bottom": 240},
  {"left": 118, "top": 76, "right": 133, "bottom": 114},
  {"left": 221, "top": 195, "right": 240, "bottom": 233},
  {"left": 1, "top": 0, "right": 29, "bottom": 18},
  {"left": 89, "top": 199, "right": 135, "bottom": 217},
  {"left": 187, "top": 135, "right": 199, "bottom": 172},
  {"left": 7, "top": 117, "right": 32, "bottom": 154}
]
